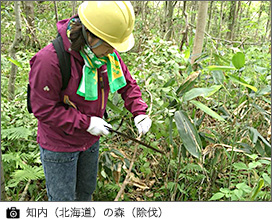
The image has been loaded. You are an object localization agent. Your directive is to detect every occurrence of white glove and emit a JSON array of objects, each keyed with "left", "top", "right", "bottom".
[
  {"left": 134, "top": 115, "right": 152, "bottom": 135},
  {"left": 87, "top": 116, "right": 112, "bottom": 136}
]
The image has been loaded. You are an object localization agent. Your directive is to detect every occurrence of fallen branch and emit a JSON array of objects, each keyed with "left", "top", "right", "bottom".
[{"left": 19, "top": 180, "right": 31, "bottom": 201}]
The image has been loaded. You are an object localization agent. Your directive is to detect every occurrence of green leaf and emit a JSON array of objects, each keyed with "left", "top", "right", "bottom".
[
  {"left": 184, "top": 48, "right": 190, "bottom": 59},
  {"left": 207, "top": 65, "right": 235, "bottom": 71},
  {"left": 236, "top": 182, "right": 251, "bottom": 193},
  {"left": 163, "top": 77, "right": 176, "bottom": 87},
  {"left": 190, "top": 100, "right": 225, "bottom": 121},
  {"left": 111, "top": 149, "right": 124, "bottom": 158},
  {"left": 250, "top": 178, "right": 264, "bottom": 201},
  {"left": 212, "top": 70, "right": 225, "bottom": 85},
  {"left": 254, "top": 65, "right": 267, "bottom": 74},
  {"left": 227, "top": 74, "right": 257, "bottom": 92},
  {"left": 257, "top": 85, "right": 271, "bottom": 96},
  {"left": 183, "top": 85, "right": 222, "bottom": 101},
  {"left": 262, "top": 173, "right": 271, "bottom": 185},
  {"left": 8, "top": 166, "right": 44, "bottom": 188},
  {"left": 7, "top": 57, "right": 23, "bottom": 68},
  {"left": 233, "top": 189, "right": 244, "bottom": 200},
  {"left": 248, "top": 128, "right": 271, "bottom": 156},
  {"left": 176, "top": 71, "right": 199, "bottom": 96},
  {"left": 232, "top": 52, "right": 245, "bottom": 69},
  {"left": 233, "top": 162, "right": 248, "bottom": 170},
  {"left": 220, "top": 188, "right": 231, "bottom": 194},
  {"left": 245, "top": 153, "right": 258, "bottom": 160},
  {"left": 106, "top": 99, "right": 122, "bottom": 113},
  {"left": 174, "top": 111, "right": 202, "bottom": 158},
  {"left": 248, "top": 161, "right": 262, "bottom": 169},
  {"left": 209, "top": 192, "right": 225, "bottom": 201},
  {"left": 1, "top": 127, "right": 32, "bottom": 140}
]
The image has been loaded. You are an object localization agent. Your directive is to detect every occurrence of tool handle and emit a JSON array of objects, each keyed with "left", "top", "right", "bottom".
[{"left": 104, "top": 125, "right": 164, "bottom": 155}]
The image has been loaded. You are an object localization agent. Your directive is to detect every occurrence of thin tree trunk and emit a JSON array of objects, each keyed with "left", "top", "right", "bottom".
[
  {"left": 264, "top": 5, "right": 271, "bottom": 42},
  {"left": 189, "top": 1, "right": 197, "bottom": 25},
  {"left": 246, "top": 1, "right": 252, "bottom": 19},
  {"left": 8, "top": 1, "right": 22, "bottom": 100},
  {"left": 1, "top": 153, "right": 5, "bottom": 201},
  {"left": 255, "top": 2, "right": 264, "bottom": 42},
  {"left": 206, "top": 1, "right": 214, "bottom": 34},
  {"left": 236, "top": 1, "right": 243, "bottom": 38},
  {"left": 24, "top": 1, "right": 37, "bottom": 48},
  {"left": 190, "top": 1, "right": 208, "bottom": 65},
  {"left": 179, "top": 1, "right": 189, "bottom": 51},
  {"left": 164, "top": 1, "right": 177, "bottom": 41},
  {"left": 72, "top": 1, "right": 77, "bottom": 16},
  {"left": 218, "top": 1, "right": 224, "bottom": 39},
  {"left": 233, "top": 1, "right": 241, "bottom": 40},
  {"left": 226, "top": 1, "right": 237, "bottom": 41},
  {"left": 54, "top": 1, "right": 58, "bottom": 23}
]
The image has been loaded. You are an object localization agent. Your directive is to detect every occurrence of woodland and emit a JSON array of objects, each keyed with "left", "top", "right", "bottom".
[{"left": 1, "top": 1, "right": 271, "bottom": 201}]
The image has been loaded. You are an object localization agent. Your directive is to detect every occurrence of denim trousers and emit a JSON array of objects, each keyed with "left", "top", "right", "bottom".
[{"left": 39, "top": 141, "right": 99, "bottom": 201}]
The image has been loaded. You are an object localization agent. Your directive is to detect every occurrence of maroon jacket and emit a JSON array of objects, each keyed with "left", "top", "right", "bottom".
[{"left": 28, "top": 17, "right": 148, "bottom": 152}]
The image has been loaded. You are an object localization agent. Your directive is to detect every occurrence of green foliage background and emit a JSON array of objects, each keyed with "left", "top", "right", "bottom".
[{"left": 1, "top": 1, "right": 271, "bottom": 201}]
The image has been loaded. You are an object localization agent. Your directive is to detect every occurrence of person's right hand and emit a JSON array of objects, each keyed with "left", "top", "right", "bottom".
[{"left": 87, "top": 116, "right": 112, "bottom": 136}]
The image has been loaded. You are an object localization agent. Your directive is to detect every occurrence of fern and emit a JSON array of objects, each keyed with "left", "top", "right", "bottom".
[
  {"left": 2, "top": 153, "right": 25, "bottom": 169},
  {"left": 1, "top": 127, "right": 32, "bottom": 140},
  {"left": 104, "top": 183, "right": 120, "bottom": 192},
  {"left": 7, "top": 165, "right": 44, "bottom": 188},
  {"left": 183, "top": 163, "right": 203, "bottom": 172}
]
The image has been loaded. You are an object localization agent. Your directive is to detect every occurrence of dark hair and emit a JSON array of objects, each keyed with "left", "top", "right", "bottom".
[{"left": 69, "top": 22, "right": 98, "bottom": 52}]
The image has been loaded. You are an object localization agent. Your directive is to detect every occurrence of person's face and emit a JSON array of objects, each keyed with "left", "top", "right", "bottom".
[{"left": 87, "top": 32, "right": 114, "bottom": 57}]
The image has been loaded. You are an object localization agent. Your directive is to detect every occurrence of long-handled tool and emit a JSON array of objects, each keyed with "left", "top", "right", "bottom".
[{"left": 104, "top": 125, "right": 164, "bottom": 155}]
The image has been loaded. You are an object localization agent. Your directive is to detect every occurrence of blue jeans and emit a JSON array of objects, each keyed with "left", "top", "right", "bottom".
[{"left": 39, "top": 141, "right": 99, "bottom": 201}]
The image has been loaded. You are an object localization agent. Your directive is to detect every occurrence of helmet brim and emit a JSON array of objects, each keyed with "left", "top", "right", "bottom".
[{"left": 109, "top": 33, "right": 135, "bottom": 53}]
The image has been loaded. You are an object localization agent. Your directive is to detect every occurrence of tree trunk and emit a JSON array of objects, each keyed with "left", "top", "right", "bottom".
[
  {"left": 189, "top": 2, "right": 197, "bottom": 25},
  {"left": 71, "top": 1, "right": 77, "bottom": 16},
  {"left": 23, "top": 1, "right": 37, "bottom": 48},
  {"left": 164, "top": 1, "right": 177, "bottom": 41},
  {"left": 246, "top": 1, "right": 252, "bottom": 19},
  {"left": 179, "top": 1, "right": 189, "bottom": 51},
  {"left": 188, "top": 2, "right": 197, "bottom": 41},
  {"left": 236, "top": 1, "right": 243, "bottom": 39},
  {"left": 264, "top": 4, "right": 271, "bottom": 42},
  {"left": 131, "top": 1, "right": 143, "bottom": 16},
  {"left": 190, "top": 1, "right": 208, "bottom": 65},
  {"left": 206, "top": 1, "right": 214, "bottom": 34},
  {"left": 255, "top": 2, "right": 264, "bottom": 42},
  {"left": 1, "top": 152, "right": 5, "bottom": 201},
  {"left": 226, "top": 1, "right": 237, "bottom": 41},
  {"left": 54, "top": 1, "right": 58, "bottom": 23},
  {"left": 218, "top": 1, "right": 224, "bottom": 39},
  {"left": 8, "top": 1, "right": 22, "bottom": 100},
  {"left": 232, "top": 1, "right": 241, "bottom": 40}
]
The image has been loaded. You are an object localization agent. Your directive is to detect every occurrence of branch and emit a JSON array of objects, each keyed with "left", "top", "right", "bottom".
[
  {"left": 114, "top": 140, "right": 139, "bottom": 201},
  {"left": 19, "top": 180, "right": 31, "bottom": 201},
  {"left": 22, "top": 16, "right": 42, "bottom": 49}
]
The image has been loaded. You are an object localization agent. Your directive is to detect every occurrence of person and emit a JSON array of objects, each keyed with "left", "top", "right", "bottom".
[{"left": 28, "top": 1, "right": 152, "bottom": 201}]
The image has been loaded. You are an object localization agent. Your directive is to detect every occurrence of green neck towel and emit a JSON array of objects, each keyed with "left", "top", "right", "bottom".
[{"left": 77, "top": 45, "right": 127, "bottom": 101}]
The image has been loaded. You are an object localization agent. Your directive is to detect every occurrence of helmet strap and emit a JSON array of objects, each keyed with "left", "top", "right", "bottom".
[{"left": 82, "top": 25, "right": 103, "bottom": 49}]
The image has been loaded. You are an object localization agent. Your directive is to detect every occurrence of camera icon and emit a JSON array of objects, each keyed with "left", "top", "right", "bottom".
[{"left": 6, "top": 207, "right": 20, "bottom": 218}]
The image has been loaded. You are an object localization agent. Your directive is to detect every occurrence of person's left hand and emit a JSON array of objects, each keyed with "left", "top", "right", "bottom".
[{"left": 134, "top": 115, "right": 152, "bottom": 135}]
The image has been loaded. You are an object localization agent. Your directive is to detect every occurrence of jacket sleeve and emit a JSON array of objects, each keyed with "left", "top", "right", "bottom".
[
  {"left": 29, "top": 46, "right": 90, "bottom": 135},
  {"left": 115, "top": 51, "right": 148, "bottom": 117}
]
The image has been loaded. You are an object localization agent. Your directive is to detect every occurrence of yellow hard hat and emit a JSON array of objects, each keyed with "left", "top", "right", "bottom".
[{"left": 78, "top": 1, "right": 135, "bottom": 52}]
